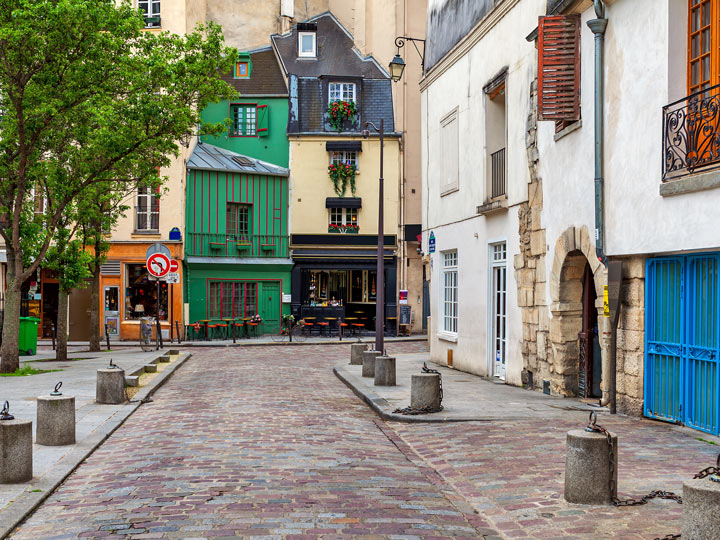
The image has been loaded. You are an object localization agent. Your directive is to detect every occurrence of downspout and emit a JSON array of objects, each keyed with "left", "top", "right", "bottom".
[{"left": 587, "top": 0, "right": 617, "bottom": 413}]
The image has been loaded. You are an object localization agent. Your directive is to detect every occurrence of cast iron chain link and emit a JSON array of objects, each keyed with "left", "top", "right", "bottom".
[{"left": 393, "top": 363, "right": 443, "bottom": 415}]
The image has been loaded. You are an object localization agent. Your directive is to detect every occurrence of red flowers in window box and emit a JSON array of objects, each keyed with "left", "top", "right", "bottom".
[
  {"left": 327, "top": 100, "right": 358, "bottom": 132},
  {"left": 328, "top": 162, "right": 357, "bottom": 197},
  {"left": 328, "top": 223, "right": 359, "bottom": 234}
]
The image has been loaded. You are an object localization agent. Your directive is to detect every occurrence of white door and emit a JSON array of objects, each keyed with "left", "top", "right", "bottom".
[{"left": 491, "top": 243, "right": 507, "bottom": 379}]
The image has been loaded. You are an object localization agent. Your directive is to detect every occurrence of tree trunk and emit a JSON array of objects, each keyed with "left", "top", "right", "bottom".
[
  {"left": 56, "top": 288, "right": 69, "bottom": 362},
  {"left": 88, "top": 262, "right": 101, "bottom": 352},
  {"left": 0, "top": 261, "right": 21, "bottom": 373}
]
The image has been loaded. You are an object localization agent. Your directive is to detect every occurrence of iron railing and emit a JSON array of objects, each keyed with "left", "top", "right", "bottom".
[
  {"left": 186, "top": 233, "right": 290, "bottom": 259},
  {"left": 663, "top": 83, "right": 720, "bottom": 181},
  {"left": 490, "top": 147, "right": 506, "bottom": 198}
]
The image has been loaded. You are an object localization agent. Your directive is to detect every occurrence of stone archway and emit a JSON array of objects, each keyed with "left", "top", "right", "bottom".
[{"left": 548, "top": 226, "right": 606, "bottom": 397}]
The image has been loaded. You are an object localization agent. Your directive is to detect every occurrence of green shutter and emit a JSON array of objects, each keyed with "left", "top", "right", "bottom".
[{"left": 257, "top": 104, "right": 269, "bottom": 137}]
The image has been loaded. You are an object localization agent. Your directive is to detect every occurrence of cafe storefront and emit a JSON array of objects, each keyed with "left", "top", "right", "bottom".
[{"left": 290, "top": 234, "right": 397, "bottom": 333}]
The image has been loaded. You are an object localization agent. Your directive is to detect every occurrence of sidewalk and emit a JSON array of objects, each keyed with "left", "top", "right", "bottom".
[
  {"left": 335, "top": 352, "right": 600, "bottom": 422},
  {"left": 0, "top": 348, "right": 192, "bottom": 539}
]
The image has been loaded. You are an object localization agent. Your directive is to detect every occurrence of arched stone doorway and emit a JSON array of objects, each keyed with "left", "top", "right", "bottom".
[{"left": 548, "top": 227, "right": 606, "bottom": 397}]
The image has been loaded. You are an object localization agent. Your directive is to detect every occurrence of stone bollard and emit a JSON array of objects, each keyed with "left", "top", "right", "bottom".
[
  {"left": 168, "top": 349, "right": 180, "bottom": 355},
  {"left": 564, "top": 429, "right": 617, "bottom": 504},
  {"left": 0, "top": 403, "right": 32, "bottom": 483},
  {"left": 682, "top": 459, "right": 720, "bottom": 540},
  {"left": 350, "top": 343, "right": 367, "bottom": 366},
  {"left": 96, "top": 367, "right": 126, "bottom": 404},
  {"left": 374, "top": 355, "right": 396, "bottom": 386},
  {"left": 411, "top": 373, "right": 441, "bottom": 410},
  {"left": 362, "top": 350, "right": 382, "bottom": 378},
  {"left": 37, "top": 384, "right": 75, "bottom": 446},
  {"left": 158, "top": 355, "right": 170, "bottom": 363}
]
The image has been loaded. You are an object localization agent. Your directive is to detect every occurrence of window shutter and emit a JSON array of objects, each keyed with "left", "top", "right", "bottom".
[
  {"left": 257, "top": 104, "right": 269, "bottom": 137},
  {"left": 537, "top": 15, "right": 580, "bottom": 122}
]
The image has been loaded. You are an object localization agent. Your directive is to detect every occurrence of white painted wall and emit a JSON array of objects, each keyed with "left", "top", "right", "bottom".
[{"left": 421, "top": 0, "right": 544, "bottom": 385}]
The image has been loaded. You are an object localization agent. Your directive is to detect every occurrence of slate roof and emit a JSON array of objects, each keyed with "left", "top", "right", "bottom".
[
  {"left": 220, "top": 47, "right": 287, "bottom": 96},
  {"left": 271, "top": 13, "right": 388, "bottom": 79},
  {"left": 187, "top": 142, "right": 289, "bottom": 177}
]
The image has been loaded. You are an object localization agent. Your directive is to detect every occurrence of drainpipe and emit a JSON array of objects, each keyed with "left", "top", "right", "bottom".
[{"left": 587, "top": 0, "right": 617, "bottom": 414}]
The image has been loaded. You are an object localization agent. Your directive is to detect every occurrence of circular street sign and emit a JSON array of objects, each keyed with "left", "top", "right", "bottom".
[
  {"left": 147, "top": 253, "right": 171, "bottom": 278},
  {"left": 145, "top": 242, "right": 171, "bottom": 260},
  {"left": 169, "top": 260, "right": 179, "bottom": 273}
]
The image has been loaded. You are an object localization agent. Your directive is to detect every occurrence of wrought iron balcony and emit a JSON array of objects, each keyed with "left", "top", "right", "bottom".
[
  {"left": 186, "top": 233, "right": 289, "bottom": 259},
  {"left": 490, "top": 147, "right": 506, "bottom": 198},
  {"left": 663, "top": 84, "right": 720, "bottom": 181}
]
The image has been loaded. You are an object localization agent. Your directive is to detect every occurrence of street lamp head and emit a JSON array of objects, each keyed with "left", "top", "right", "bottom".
[
  {"left": 362, "top": 128, "right": 370, "bottom": 139},
  {"left": 389, "top": 53, "right": 406, "bottom": 82}
]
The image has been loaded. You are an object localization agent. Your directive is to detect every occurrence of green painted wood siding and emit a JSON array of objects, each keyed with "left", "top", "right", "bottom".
[
  {"left": 185, "top": 170, "right": 289, "bottom": 258},
  {"left": 200, "top": 97, "right": 289, "bottom": 168}
]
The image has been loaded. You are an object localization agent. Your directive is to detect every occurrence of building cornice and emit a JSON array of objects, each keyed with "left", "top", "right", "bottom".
[{"left": 419, "top": 0, "right": 523, "bottom": 92}]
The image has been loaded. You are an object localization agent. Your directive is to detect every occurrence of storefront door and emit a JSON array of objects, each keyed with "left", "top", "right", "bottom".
[{"left": 260, "top": 282, "right": 281, "bottom": 333}]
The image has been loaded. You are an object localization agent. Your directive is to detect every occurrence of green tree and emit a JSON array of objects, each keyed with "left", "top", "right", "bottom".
[{"left": 0, "top": 0, "right": 236, "bottom": 372}]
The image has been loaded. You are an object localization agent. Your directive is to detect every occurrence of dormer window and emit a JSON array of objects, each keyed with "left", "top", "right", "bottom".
[
  {"left": 329, "top": 82, "right": 356, "bottom": 103},
  {"left": 234, "top": 52, "right": 252, "bottom": 79},
  {"left": 297, "top": 22, "right": 317, "bottom": 58},
  {"left": 298, "top": 32, "right": 316, "bottom": 57}
]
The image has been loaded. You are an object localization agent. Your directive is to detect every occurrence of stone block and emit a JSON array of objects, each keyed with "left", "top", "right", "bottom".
[
  {"left": 559, "top": 280, "right": 583, "bottom": 303},
  {"left": 564, "top": 429, "right": 618, "bottom": 504},
  {"left": 36, "top": 395, "right": 75, "bottom": 446},
  {"left": 158, "top": 355, "right": 170, "bottom": 363},
  {"left": 514, "top": 253, "right": 525, "bottom": 270},
  {"left": 530, "top": 207, "right": 542, "bottom": 231},
  {"left": 530, "top": 230, "right": 546, "bottom": 256},
  {"left": 621, "top": 329, "right": 643, "bottom": 352},
  {"left": 518, "top": 268, "right": 535, "bottom": 288},
  {"left": 535, "top": 257, "right": 547, "bottom": 283},
  {"left": 622, "top": 257, "right": 645, "bottom": 280},
  {"left": 625, "top": 374, "right": 644, "bottom": 399},
  {"left": 537, "top": 331, "right": 547, "bottom": 360},
  {"left": 621, "top": 279, "right": 644, "bottom": 307},
  {"left": 96, "top": 368, "right": 126, "bottom": 404},
  {"left": 561, "top": 227, "right": 576, "bottom": 253},
  {"left": 622, "top": 352, "right": 643, "bottom": 377},
  {"left": 410, "top": 373, "right": 441, "bottom": 410},
  {"left": 374, "top": 356, "right": 396, "bottom": 386},
  {"left": 168, "top": 349, "right": 180, "bottom": 355},
  {"left": 362, "top": 350, "right": 381, "bottom": 378},
  {"left": 620, "top": 306, "right": 645, "bottom": 331},
  {"left": 350, "top": 343, "right": 367, "bottom": 365},
  {"left": 528, "top": 257, "right": 536, "bottom": 268},
  {"left": 549, "top": 315, "right": 582, "bottom": 344},
  {"left": 534, "top": 281, "right": 548, "bottom": 306},
  {"left": 144, "top": 364, "right": 158, "bottom": 373},
  {"left": 125, "top": 375, "right": 139, "bottom": 387},
  {"left": 539, "top": 308, "right": 550, "bottom": 332},
  {"left": 683, "top": 477, "right": 720, "bottom": 540},
  {"left": 0, "top": 419, "right": 32, "bottom": 483}
]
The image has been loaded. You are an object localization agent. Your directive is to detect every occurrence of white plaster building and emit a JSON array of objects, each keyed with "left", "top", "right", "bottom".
[{"left": 422, "top": 0, "right": 720, "bottom": 437}]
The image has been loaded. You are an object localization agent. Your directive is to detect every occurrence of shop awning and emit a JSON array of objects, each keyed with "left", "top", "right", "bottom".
[
  {"left": 292, "top": 247, "right": 395, "bottom": 263},
  {"left": 326, "top": 197, "right": 362, "bottom": 209},
  {"left": 326, "top": 141, "right": 362, "bottom": 152}
]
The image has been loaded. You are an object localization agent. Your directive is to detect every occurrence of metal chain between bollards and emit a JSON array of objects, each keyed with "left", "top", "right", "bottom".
[{"left": 393, "top": 362, "right": 444, "bottom": 415}]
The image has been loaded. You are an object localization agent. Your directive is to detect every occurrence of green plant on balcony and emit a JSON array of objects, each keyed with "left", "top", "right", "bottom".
[
  {"left": 327, "top": 100, "right": 358, "bottom": 132},
  {"left": 328, "top": 223, "right": 359, "bottom": 234},
  {"left": 328, "top": 162, "right": 357, "bottom": 197}
]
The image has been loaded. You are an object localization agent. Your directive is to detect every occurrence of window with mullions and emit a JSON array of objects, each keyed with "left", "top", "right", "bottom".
[
  {"left": 329, "top": 82, "right": 356, "bottom": 103},
  {"left": 443, "top": 251, "right": 458, "bottom": 334},
  {"left": 138, "top": 0, "right": 160, "bottom": 28},
  {"left": 226, "top": 203, "right": 251, "bottom": 238},
  {"left": 330, "top": 151, "right": 358, "bottom": 169},
  {"left": 136, "top": 186, "right": 159, "bottom": 231},
  {"left": 329, "top": 208, "right": 357, "bottom": 226},
  {"left": 208, "top": 281, "right": 257, "bottom": 319},
  {"left": 231, "top": 105, "right": 257, "bottom": 136}
]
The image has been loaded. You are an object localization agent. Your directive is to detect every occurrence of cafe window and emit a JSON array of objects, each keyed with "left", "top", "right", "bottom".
[
  {"left": 208, "top": 281, "right": 257, "bottom": 319},
  {"left": 308, "top": 270, "right": 347, "bottom": 305},
  {"left": 125, "top": 263, "right": 168, "bottom": 320},
  {"left": 350, "top": 270, "right": 377, "bottom": 303}
]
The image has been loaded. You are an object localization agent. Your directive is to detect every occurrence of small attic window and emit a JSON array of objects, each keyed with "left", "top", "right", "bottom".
[
  {"left": 297, "top": 23, "right": 317, "bottom": 58},
  {"left": 232, "top": 156, "right": 255, "bottom": 168},
  {"left": 234, "top": 52, "right": 252, "bottom": 79}
]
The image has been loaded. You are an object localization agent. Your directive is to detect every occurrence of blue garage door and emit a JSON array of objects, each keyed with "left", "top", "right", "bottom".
[{"left": 645, "top": 254, "right": 720, "bottom": 435}]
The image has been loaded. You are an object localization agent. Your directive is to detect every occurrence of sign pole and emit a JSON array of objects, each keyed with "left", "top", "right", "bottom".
[
  {"left": 156, "top": 278, "right": 163, "bottom": 350},
  {"left": 170, "top": 282, "right": 174, "bottom": 343}
]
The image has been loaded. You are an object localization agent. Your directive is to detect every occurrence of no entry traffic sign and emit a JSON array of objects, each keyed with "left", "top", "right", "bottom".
[
  {"left": 169, "top": 260, "right": 179, "bottom": 273},
  {"left": 147, "top": 253, "right": 170, "bottom": 278}
]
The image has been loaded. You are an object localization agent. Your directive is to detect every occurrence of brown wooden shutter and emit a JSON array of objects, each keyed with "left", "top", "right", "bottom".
[{"left": 537, "top": 15, "right": 581, "bottom": 122}]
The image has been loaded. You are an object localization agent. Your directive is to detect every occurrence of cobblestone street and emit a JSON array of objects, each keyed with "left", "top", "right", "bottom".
[{"left": 7, "top": 343, "right": 718, "bottom": 539}]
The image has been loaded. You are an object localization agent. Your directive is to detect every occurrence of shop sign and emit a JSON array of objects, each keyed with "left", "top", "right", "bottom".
[
  {"left": 147, "top": 252, "right": 171, "bottom": 278},
  {"left": 165, "top": 272, "right": 180, "bottom": 284},
  {"left": 428, "top": 231, "right": 436, "bottom": 254}
]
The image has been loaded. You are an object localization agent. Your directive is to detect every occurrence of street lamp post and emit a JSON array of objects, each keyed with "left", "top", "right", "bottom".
[{"left": 363, "top": 119, "right": 384, "bottom": 354}]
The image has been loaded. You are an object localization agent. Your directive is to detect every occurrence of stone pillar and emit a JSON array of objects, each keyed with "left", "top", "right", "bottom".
[
  {"left": 0, "top": 419, "right": 33, "bottom": 483},
  {"left": 96, "top": 368, "right": 126, "bottom": 404},
  {"left": 564, "top": 429, "right": 617, "bottom": 504},
  {"left": 362, "top": 350, "right": 381, "bottom": 378},
  {"left": 36, "top": 395, "right": 76, "bottom": 446},
  {"left": 374, "top": 355, "right": 396, "bottom": 386},
  {"left": 682, "top": 476, "right": 720, "bottom": 540},
  {"left": 411, "top": 373, "right": 440, "bottom": 410},
  {"left": 350, "top": 343, "right": 367, "bottom": 365}
]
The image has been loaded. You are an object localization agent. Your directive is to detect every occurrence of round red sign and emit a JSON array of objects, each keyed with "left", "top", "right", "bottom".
[
  {"left": 169, "top": 260, "right": 179, "bottom": 273},
  {"left": 147, "top": 253, "right": 171, "bottom": 278}
]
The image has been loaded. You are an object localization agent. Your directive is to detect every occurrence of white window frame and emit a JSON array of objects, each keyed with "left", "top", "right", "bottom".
[
  {"left": 138, "top": 0, "right": 160, "bottom": 27},
  {"left": 329, "top": 151, "right": 359, "bottom": 170},
  {"left": 298, "top": 32, "right": 316, "bottom": 58},
  {"left": 329, "top": 207, "right": 358, "bottom": 227},
  {"left": 136, "top": 186, "right": 159, "bottom": 232},
  {"left": 441, "top": 251, "right": 458, "bottom": 336},
  {"left": 329, "top": 82, "right": 356, "bottom": 103},
  {"left": 489, "top": 242, "right": 507, "bottom": 379}
]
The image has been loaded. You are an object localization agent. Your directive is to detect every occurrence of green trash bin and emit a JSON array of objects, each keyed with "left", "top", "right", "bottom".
[{"left": 19, "top": 317, "right": 41, "bottom": 356}]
